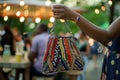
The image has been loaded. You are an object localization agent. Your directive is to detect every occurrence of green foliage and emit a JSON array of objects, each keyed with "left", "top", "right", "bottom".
[
  {"left": 53, "top": 6, "right": 110, "bottom": 35},
  {"left": 52, "top": 20, "right": 79, "bottom": 35},
  {"left": 0, "top": 17, "right": 25, "bottom": 33},
  {"left": 0, "top": 5, "right": 110, "bottom": 36},
  {"left": 82, "top": 6, "right": 109, "bottom": 29},
  {"left": 27, "top": 19, "right": 80, "bottom": 35}
]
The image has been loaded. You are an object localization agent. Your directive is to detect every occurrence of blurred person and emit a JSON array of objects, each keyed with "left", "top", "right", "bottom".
[
  {"left": 14, "top": 32, "right": 25, "bottom": 57},
  {"left": 78, "top": 32, "right": 90, "bottom": 56},
  {"left": 14, "top": 32, "right": 25, "bottom": 80},
  {"left": 14, "top": 31, "right": 24, "bottom": 54},
  {"left": 1, "top": 25, "right": 15, "bottom": 56},
  {"left": 28, "top": 23, "right": 53, "bottom": 80},
  {"left": 23, "top": 33, "right": 31, "bottom": 53},
  {"left": 77, "top": 31, "right": 91, "bottom": 80},
  {"left": 0, "top": 25, "right": 15, "bottom": 80},
  {"left": 52, "top": 5, "right": 120, "bottom": 80},
  {"left": 90, "top": 39, "right": 101, "bottom": 68}
]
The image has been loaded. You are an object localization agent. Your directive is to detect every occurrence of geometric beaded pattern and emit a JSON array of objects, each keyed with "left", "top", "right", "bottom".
[{"left": 43, "top": 37, "right": 84, "bottom": 73}]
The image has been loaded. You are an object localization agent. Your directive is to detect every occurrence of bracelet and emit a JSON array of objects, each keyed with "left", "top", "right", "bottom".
[{"left": 76, "top": 15, "right": 80, "bottom": 23}]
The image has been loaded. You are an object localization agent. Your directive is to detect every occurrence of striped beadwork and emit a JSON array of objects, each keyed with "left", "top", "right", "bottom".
[{"left": 43, "top": 37, "right": 84, "bottom": 73}]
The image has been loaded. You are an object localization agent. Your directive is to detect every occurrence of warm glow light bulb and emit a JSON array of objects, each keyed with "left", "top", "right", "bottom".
[
  {"left": 16, "top": 11, "right": 21, "bottom": 16},
  {"left": 20, "top": 17, "right": 25, "bottom": 22},
  {"left": 6, "top": 6, "right": 11, "bottom": 11},
  {"left": 3, "top": 3, "right": 7, "bottom": 7},
  {"left": 4, "top": 16, "right": 8, "bottom": 21},
  {"left": 108, "top": 0, "right": 112, "bottom": 5},
  {"left": 89, "top": 38, "right": 94, "bottom": 46},
  {"left": 48, "top": 23, "right": 53, "bottom": 28},
  {"left": 20, "top": 0, "right": 25, "bottom": 6},
  {"left": 50, "top": 17, "right": 55, "bottom": 22},
  {"left": 95, "top": 9, "right": 99, "bottom": 14},
  {"left": 35, "top": 18, "right": 41, "bottom": 23},
  {"left": 45, "top": 0, "right": 51, "bottom": 6},
  {"left": 29, "top": 22, "right": 35, "bottom": 29},
  {"left": 101, "top": 6, "right": 106, "bottom": 11}
]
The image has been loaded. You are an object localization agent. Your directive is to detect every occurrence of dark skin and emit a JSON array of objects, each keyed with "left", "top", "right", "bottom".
[
  {"left": 52, "top": 5, "right": 120, "bottom": 80},
  {"left": 52, "top": 5, "right": 120, "bottom": 45}
]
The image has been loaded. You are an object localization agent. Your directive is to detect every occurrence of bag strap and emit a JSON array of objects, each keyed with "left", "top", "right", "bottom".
[{"left": 50, "top": 19, "right": 73, "bottom": 36}]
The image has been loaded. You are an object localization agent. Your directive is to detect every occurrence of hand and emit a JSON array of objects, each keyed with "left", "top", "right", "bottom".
[{"left": 52, "top": 5, "right": 79, "bottom": 21}]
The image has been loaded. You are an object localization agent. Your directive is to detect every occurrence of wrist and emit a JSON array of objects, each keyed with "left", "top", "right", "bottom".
[
  {"left": 72, "top": 14, "right": 80, "bottom": 23},
  {"left": 75, "top": 15, "right": 80, "bottom": 23}
]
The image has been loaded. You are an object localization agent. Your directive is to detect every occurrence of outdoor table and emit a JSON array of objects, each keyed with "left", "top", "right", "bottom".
[{"left": 0, "top": 56, "right": 31, "bottom": 80}]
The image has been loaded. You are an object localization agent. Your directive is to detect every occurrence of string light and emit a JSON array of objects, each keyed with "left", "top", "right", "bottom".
[
  {"left": 108, "top": 0, "right": 112, "bottom": 6},
  {"left": 101, "top": 6, "right": 106, "bottom": 11},
  {"left": 95, "top": 9, "right": 100, "bottom": 14},
  {"left": 3, "top": 3, "right": 7, "bottom": 7},
  {"left": 50, "top": 17, "right": 55, "bottom": 22},
  {"left": 16, "top": 11, "right": 21, "bottom": 16},
  {"left": 45, "top": 0, "right": 51, "bottom": 6},
  {"left": 20, "top": 17, "right": 25, "bottom": 22},
  {"left": 101, "top": 2, "right": 106, "bottom": 11},
  {"left": 20, "top": 0, "right": 25, "bottom": 6},
  {"left": 48, "top": 23, "right": 53, "bottom": 28},
  {"left": 4, "top": 16, "right": 8, "bottom": 21},
  {"left": 35, "top": 18, "right": 41, "bottom": 23},
  {"left": 6, "top": 6, "right": 11, "bottom": 11},
  {"left": 29, "top": 22, "right": 35, "bottom": 29},
  {"left": 88, "top": 38, "right": 94, "bottom": 46}
]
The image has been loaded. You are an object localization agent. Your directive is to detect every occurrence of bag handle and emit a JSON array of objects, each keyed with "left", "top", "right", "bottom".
[{"left": 50, "top": 19, "right": 73, "bottom": 36}]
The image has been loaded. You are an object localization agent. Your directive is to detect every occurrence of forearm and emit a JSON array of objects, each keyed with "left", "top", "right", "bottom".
[
  {"left": 74, "top": 15, "right": 111, "bottom": 45},
  {"left": 52, "top": 5, "right": 120, "bottom": 44}
]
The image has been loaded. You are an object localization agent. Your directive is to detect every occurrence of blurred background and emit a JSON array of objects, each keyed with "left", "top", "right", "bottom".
[
  {"left": 0, "top": 0, "right": 120, "bottom": 80},
  {"left": 0, "top": 0, "right": 120, "bottom": 35}
]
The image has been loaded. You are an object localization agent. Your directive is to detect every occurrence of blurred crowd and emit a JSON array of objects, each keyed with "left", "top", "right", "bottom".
[
  {"left": 0, "top": 24, "right": 107, "bottom": 80},
  {"left": 0, "top": 24, "right": 31, "bottom": 80}
]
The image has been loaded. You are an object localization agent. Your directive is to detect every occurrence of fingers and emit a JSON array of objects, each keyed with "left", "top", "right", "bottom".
[
  {"left": 52, "top": 8, "right": 65, "bottom": 19},
  {"left": 52, "top": 4, "right": 65, "bottom": 9},
  {"left": 52, "top": 5, "right": 66, "bottom": 19},
  {"left": 52, "top": 9, "right": 64, "bottom": 13},
  {"left": 53, "top": 12, "right": 64, "bottom": 18}
]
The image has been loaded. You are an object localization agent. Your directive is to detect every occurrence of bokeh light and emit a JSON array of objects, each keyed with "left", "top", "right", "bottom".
[
  {"left": 16, "top": 11, "right": 21, "bottom": 16},
  {"left": 95, "top": 9, "right": 100, "bottom": 14},
  {"left": 45, "top": 0, "right": 51, "bottom": 6},
  {"left": 35, "top": 18, "right": 41, "bottom": 23},
  {"left": 50, "top": 17, "right": 55, "bottom": 22},
  {"left": 20, "top": 17, "right": 25, "bottom": 22},
  {"left": 20, "top": 0, "right": 25, "bottom": 6},
  {"left": 6, "top": 6, "right": 11, "bottom": 11},
  {"left": 4, "top": 16, "right": 8, "bottom": 21}
]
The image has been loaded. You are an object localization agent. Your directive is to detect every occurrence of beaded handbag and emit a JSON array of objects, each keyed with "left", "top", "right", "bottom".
[{"left": 43, "top": 20, "right": 84, "bottom": 74}]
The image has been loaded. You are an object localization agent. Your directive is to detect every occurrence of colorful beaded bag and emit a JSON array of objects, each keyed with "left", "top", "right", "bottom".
[{"left": 43, "top": 20, "right": 84, "bottom": 74}]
